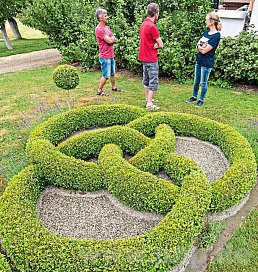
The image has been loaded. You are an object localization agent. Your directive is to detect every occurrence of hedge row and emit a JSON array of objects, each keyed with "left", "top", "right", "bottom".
[
  {"left": 29, "top": 104, "right": 146, "bottom": 145},
  {"left": 27, "top": 105, "right": 257, "bottom": 212},
  {"left": 129, "top": 124, "right": 176, "bottom": 174},
  {"left": 127, "top": 112, "right": 257, "bottom": 211},
  {"left": 0, "top": 253, "right": 11, "bottom": 272},
  {"left": 99, "top": 143, "right": 179, "bottom": 214},
  {"left": 0, "top": 162, "right": 210, "bottom": 271},
  {"left": 57, "top": 125, "right": 151, "bottom": 160},
  {"left": 1, "top": 104, "right": 255, "bottom": 270}
]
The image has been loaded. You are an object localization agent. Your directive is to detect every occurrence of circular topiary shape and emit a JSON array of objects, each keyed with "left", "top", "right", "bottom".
[
  {"left": 53, "top": 64, "right": 79, "bottom": 90},
  {"left": 0, "top": 104, "right": 256, "bottom": 271}
]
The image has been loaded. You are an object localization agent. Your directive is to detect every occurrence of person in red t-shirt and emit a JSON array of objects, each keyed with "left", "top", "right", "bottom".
[
  {"left": 138, "top": 3, "right": 163, "bottom": 110},
  {"left": 95, "top": 9, "right": 123, "bottom": 96}
]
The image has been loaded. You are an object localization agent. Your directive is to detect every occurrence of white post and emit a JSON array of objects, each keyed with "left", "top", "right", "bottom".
[{"left": 250, "top": 0, "right": 258, "bottom": 30}]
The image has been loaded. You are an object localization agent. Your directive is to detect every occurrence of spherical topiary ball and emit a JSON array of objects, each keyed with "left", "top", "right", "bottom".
[{"left": 53, "top": 64, "right": 79, "bottom": 90}]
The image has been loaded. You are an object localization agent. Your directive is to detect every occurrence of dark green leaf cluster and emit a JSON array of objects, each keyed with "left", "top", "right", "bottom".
[
  {"left": 53, "top": 64, "right": 79, "bottom": 90},
  {"left": 214, "top": 28, "right": 258, "bottom": 85},
  {"left": 21, "top": 0, "right": 212, "bottom": 81},
  {"left": 0, "top": 0, "right": 29, "bottom": 25}
]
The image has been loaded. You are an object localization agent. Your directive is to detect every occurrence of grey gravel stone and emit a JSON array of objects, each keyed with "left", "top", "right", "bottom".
[
  {"left": 175, "top": 137, "right": 229, "bottom": 183},
  {"left": 37, "top": 137, "right": 230, "bottom": 240}
]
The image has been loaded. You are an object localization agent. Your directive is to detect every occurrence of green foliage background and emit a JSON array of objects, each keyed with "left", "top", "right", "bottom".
[{"left": 21, "top": 0, "right": 258, "bottom": 84}]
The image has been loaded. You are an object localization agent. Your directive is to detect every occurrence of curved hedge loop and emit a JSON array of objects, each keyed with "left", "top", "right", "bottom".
[
  {"left": 127, "top": 112, "right": 257, "bottom": 211},
  {"left": 0, "top": 163, "right": 210, "bottom": 271},
  {"left": 0, "top": 104, "right": 256, "bottom": 271}
]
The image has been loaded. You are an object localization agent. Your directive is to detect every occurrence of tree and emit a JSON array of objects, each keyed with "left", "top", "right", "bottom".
[
  {"left": 6, "top": 0, "right": 31, "bottom": 40},
  {"left": 0, "top": 1, "right": 13, "bottom": 49}
]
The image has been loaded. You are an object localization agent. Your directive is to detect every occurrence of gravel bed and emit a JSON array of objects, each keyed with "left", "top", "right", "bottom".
[
  {"left": 37, "top": 188, "right": 164, "bottom": 240},
  {"left": 175, "top": 137, "right": 229, "bottom": 183},
  {"left": 37, "top": 137, "right": 230, "bottom": 240}
]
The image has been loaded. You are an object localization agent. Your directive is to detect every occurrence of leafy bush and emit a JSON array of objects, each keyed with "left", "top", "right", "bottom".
[
  {"left": 1, "top": 104, "right": 255, "bottom": 271},
  {"left": 0, "top": 253, "right": 11, "bottom": 272},
  {"left": 214, "top": 28, "right": 258, "bottom": 85},
  {"left": 127, "top": 111, "right": 257, "bottom": 212},
  {"left": 53, "top": 64, "right": 79, "bottom": 90},
  {"left": 21, "top": 0, "right": 212, "bottom": 81}
]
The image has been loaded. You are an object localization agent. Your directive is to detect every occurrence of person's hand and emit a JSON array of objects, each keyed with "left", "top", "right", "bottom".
[
  {"left": 200, "top": 42, "right": 208, "bottom": 48},
  {"left": 154, "top": 43, "right": 159, "bottom": 49}
]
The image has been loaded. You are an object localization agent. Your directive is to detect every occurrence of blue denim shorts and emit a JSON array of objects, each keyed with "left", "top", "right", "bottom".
[
  {"left": 99, "top": 58, "right": 115, "bottom": 79},
  {"left": 142, "top": 61, "right": 159, "bottom": 91}
]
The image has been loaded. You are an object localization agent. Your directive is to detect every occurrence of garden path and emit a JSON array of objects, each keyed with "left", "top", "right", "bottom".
[{"left": 0, "top": 49, "right": 61, "bottom": 74}]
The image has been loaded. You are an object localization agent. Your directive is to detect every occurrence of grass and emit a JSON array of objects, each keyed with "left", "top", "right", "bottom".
[
  {"left": 0, "top": 67, "right": 257, "bottom": 271},
  {"left": 209, "top": 208, "right": 258, "bottom": 272},
  {"left": 0, "top": 18, "right": 46, "bottom": 39},
  {"left": 0, "top": 38, "right": 53, "bottom": 57},
  {"left": 0, "top": 18, "right": 52, "bottom": 57}
]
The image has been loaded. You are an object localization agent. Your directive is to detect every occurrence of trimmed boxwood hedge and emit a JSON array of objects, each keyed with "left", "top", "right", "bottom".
[
  {"left": 0, "top": 253, "right": 11, "bottom": 272},
  {"left": 0, "top": 104, "right": 256, "bottom": 271},
  {"left": 29, "top": 104, "right": 146, "bottom": 145},
  {"left": 127, "top": 112, "right": 257, "bottom": 212},
  {"left": 0, "top": 163, "right": 210, "bottom": 271}
]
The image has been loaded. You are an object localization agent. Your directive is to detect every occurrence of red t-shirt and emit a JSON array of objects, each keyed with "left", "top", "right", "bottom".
[
  {"left": 95, "top": 24, "right": 115, "bottom": 59},
  {"left": 138, "top": 18, "right": 160, "bottom": 62}
]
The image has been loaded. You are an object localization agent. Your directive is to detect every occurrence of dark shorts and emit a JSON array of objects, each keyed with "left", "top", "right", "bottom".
[
  {"left": 142, "top": 61, "right": 159, "bottom": 91},
  {"left": 99, "top": 58, "right": 115, "bottom": 79}
]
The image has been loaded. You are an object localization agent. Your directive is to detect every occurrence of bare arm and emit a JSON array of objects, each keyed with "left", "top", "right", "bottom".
[
  {"left": 154, "top": 37, "right": 164, "bottom": 49},
  {"left": 104, "top": 35, "right": 116, "bottom": 44},
  {"left": 197, "top": 44, "right": 213, "bottom": 54}
]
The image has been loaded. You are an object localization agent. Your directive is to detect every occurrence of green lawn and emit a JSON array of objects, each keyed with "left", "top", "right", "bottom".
[
  {"left": 0, "top": 67, "right": 257, "bottom": 271},
  {"left": 209, "top": 208, "right": 258, "bottom": 272},
  {"left": 0, "top": 38, "right": 53, "bottom": 57},
  {"left": 0, "top": 19, "right": 52, "bottom": 57}
]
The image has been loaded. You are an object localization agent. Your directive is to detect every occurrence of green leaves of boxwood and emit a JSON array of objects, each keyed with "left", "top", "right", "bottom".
[
  {"left": 0, "top": 104, "right": 256, "bottom": 271},
  {"left": 53, "top": 64, "right": 79, "bottom": 90}
]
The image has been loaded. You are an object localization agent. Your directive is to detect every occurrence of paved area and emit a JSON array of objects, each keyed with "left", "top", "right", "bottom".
[{"left": 0, "top": 49, "right": 61, "bottom": 74}]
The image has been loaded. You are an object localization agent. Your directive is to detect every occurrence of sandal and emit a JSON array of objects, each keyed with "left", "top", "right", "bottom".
[
  {"left": 97, "top": 91, "right": 109, "bottom": 96},
  {"left": 146, "top": 103, "right": 160, "bottom": 110},
  {"left": 111, "top": 88, "right": 124, "bottom": 92}
]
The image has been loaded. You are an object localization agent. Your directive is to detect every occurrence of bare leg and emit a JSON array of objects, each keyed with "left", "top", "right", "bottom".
[
  {"left": 144, "top": 85, "right": 149, "bottom": 102},
  {"left": 147, "top": 90, "right": 154, "bottom": 106},
  {"left": 98, "top": 77, "right": 107, "bottom": 92},
  {"left": 110, "top": 75, "right": 116, "bottom": 89}
]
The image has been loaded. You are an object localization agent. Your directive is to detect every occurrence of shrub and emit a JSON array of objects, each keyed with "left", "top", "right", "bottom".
[
  {"left": 0, "top": 158, "right": 210, "bottom": 271},
  {"left": 22, "top": 0, "right": 212, "bottom": 81},
  {"left": 1, "top": 104, "right": 255, "bottom": 271},
  {"left": 214, "top": 28, "right": 258, "bottom": 85},
  {"left": 127, "top": 111, "right": 257, "bottom": 211},
  {"left": 53, "top": 64, "right": 79, "bottom": 90}
]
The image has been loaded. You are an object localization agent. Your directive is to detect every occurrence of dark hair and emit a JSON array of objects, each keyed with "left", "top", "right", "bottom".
[
  {"left": 96, "top": 8, "right": 107, "bottom": 21},
  {"left": 147, "top": 3, "right": 159, "bottom": 17}
]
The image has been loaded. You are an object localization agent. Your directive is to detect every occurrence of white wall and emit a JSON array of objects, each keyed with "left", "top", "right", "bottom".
[
  {"left": 250, "top": 0, "right": 258, "bottom": 30},
  {"left": 218, "top": 10, "right": 248, "bottom": 37}
]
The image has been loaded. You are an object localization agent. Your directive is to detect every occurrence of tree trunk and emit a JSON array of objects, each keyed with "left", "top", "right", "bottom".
[
  {"left": 0, "top": 24, "right": 13, "bottom": 50},
  {"left": 8, "top": 17, "right": 22, "bottom": 40}
]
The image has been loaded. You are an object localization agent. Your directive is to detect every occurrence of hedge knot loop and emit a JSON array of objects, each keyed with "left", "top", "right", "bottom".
[{"left": 0, "top": 104, "right": 256, "bottom": 271}]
